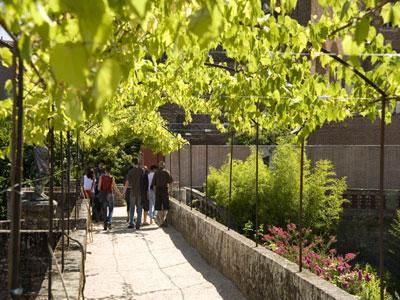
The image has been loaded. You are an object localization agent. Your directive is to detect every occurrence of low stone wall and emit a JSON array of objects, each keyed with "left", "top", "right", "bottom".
[
  {"left": 168, "top": 198, "right": 355, "bottom": 300},
  {"left": 7, "top": 190, "right": 78, "bottom": 220}
]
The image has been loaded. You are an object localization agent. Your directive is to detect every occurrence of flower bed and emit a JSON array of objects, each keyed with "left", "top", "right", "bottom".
[{"left": 245, "top": 223, "right": 388, "bottom": 299}]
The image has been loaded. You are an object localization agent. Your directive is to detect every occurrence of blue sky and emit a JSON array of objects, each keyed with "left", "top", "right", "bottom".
[{"left": 0, "top": 26, "right": 11, "bottom": 41}]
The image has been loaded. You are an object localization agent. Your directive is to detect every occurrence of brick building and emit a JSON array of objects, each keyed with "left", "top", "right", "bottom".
[
  {"left": 162, "top": 1, "right": 400, "bottom": 146},
  {"left": 309, "top": 114, "right": 400, "bottom": 145}
]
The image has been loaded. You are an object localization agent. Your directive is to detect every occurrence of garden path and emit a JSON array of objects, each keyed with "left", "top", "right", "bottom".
[{"left": 84, "top": 206, "right": 245, "bottom": 300}]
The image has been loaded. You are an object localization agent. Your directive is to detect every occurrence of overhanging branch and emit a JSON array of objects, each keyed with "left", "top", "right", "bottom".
[
  {"left": 204, "top": 62, "right": 237, "bottom": 73},
  {"left": 320, "top": 48, "right": 387, "bottom": 97}
]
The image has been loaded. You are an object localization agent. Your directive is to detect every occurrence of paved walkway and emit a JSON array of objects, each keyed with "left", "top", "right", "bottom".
[{"left": 84, "top": 207, "right": 245, "bottom": 300}]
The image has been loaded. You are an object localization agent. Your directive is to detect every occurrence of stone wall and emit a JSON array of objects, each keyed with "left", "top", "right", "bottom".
[
  {"left": 7, "top": 190, "right": 78, "bottom": 220},
  {"left": 168, "top": 198, "right": 355, "bottom": 300},
  {"left": 166, "top": 145, "right": 400, "bottom": 189}
]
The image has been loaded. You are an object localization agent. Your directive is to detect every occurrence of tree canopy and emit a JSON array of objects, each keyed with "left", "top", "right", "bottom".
[{"left": 0, "top": 0, "right": 399, "bottom": 154}]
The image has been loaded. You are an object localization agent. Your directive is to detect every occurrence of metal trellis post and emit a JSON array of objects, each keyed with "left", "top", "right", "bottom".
[
  {"left": 66, "top": 131, "right": 71, "bottom": 245},
  {"left": 60, "top": 132, "right": 65, "bottom": 272},
  {"left": 205, "top": 131, "right": 209, "bottom": 218},
  {"left": 228, "top": 129, "right": 234, "bottom": 230},
  {"left": 379, "top": 98, "right": 386, "bottom": 300},
  {"left": 48, "top": 124, "right": 55, "bottom": 300},
  {"left": 190, "top": 142, "right": 193, "bottom": 209},
  {"left": 299, "top": 140, "right": 305, "bottom": 272},
  {"left": 75, "top": 132, "right": 80, "bottom": 224},
  {"left": 8, "top": 48, "right": 24, "bottom": 300},
  {"left": 178, "top": 147, "right": 181, "bottom": 203},
  {"left": 255, "top": 122, "right": 259, "bottom": 246}
]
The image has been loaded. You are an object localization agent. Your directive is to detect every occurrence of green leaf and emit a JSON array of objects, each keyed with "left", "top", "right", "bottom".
[
  {"left": 18, "top": 34, "right": 31, "bottom": 61},
  {"left": 298, "top": 31, "right": 308, "bottom": 50},
  {"left": 129, "top": 0, "right": 150, "bottom": 18},
  {"left": 342, "top": 35, "right": 362, "bottom": 56},
  {"left": 94, "top": 58, "right": 122, "bottom": 109},
  {"left": 364, "top": 0, "right": 377, "bottom": 8},
  {"left": 188, "top": 6, "right": 221, "bottom": 49},
  {"left": 50, "top": 43, "right": 88, "bottom": 88},
  {"left": 0, "top": 47, "right": 13, "bottom": 67},
  {"left": 283, "top": 0, "right": 297, "bottom": 13},
  {"left": 392, "top": 2, "right": 400, "bottom": 27},
  {"left": 340, "top": 1, "right": 351, "bottom": 20},
  {"left": 101, "top": 117, "right": 113, "bottom": 136},
  {"left": 189, "top": 8, "right": 213, "bottom": 39},
  {"left": 65, "top": 94, "right": 83, "bottom": 122},
  {"left": 354, "top": 18, "right": 369, "bottom": 44},
  {"left": 4, "top": 80, "right": 12, "bottom": 96},
  {"left": 381, "top": 3, "right": 393, "bottom": 24},
  {"left": 61, "top": 0, "right": 112, "bottom": 52}
]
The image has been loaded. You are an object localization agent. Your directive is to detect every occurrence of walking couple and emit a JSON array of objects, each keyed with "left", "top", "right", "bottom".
[{"left": 122, "top": 158, "right": 173, "bottom": 229}]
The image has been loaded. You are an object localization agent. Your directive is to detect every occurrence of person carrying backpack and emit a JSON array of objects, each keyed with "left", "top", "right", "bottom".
[{"left": 98, "top": 166, "right": 122, "bottom": 230}]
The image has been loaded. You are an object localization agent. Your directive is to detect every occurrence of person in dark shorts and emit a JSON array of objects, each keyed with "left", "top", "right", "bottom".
[{"left": 151, "top": 161, "right": 173, "bottom": 227}]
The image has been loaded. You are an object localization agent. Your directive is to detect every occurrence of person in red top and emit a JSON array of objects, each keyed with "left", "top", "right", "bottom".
[{"left": 98, "top": 166, "right": 122, "bottom": 230}]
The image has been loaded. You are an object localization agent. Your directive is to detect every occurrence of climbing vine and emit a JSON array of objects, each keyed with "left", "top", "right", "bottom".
[{"left": 0, "top": 0, "right": 399, "bottom": 152}]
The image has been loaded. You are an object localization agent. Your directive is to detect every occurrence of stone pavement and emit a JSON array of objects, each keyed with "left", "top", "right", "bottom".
[{"left": 84, "top": 207, "right": 246, "bottom": 300}]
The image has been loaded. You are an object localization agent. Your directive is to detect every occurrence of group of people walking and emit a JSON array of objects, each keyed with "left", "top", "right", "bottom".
[{"left": 83, "top": 158, "right": 173, "bottom": 231}]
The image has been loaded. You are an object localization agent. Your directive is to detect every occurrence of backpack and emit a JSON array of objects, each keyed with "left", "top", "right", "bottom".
[{"left": 100, "top": 175, "right": 113, "bottom": 193}]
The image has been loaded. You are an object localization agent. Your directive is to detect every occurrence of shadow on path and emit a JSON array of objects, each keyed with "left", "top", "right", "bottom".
[
  {"left": 86, "top": 212, "right": 244, "bottom": 300},
  {"left": 159, "top": 223, "right": 244, "bottom": 300}
]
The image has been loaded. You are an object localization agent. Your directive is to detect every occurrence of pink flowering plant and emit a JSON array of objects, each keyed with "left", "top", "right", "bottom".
[{"left": 257, "top": 223, "right": 383, "bottom": 297}]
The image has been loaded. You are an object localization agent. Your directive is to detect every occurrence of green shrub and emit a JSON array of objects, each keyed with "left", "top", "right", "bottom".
[
  {"left": 261, "top": 143, "right": 302, "bottom": 227},
  {"left": 303, "top": 160, "right": 347, "bottom": 233},
  {"left": 208, "top": 142, "right": 347, "bottom": 234},
  {"left": 208, "top": 149, "right": 269, "bottom": 228}
]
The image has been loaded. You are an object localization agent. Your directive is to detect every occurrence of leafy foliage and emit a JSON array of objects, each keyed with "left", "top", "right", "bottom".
[
  {"left": 0, "top": 0, "right": 399, "bottom": 155},
  {"left": 208, "top": 142, "right": 347, "bottom": 234}
]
